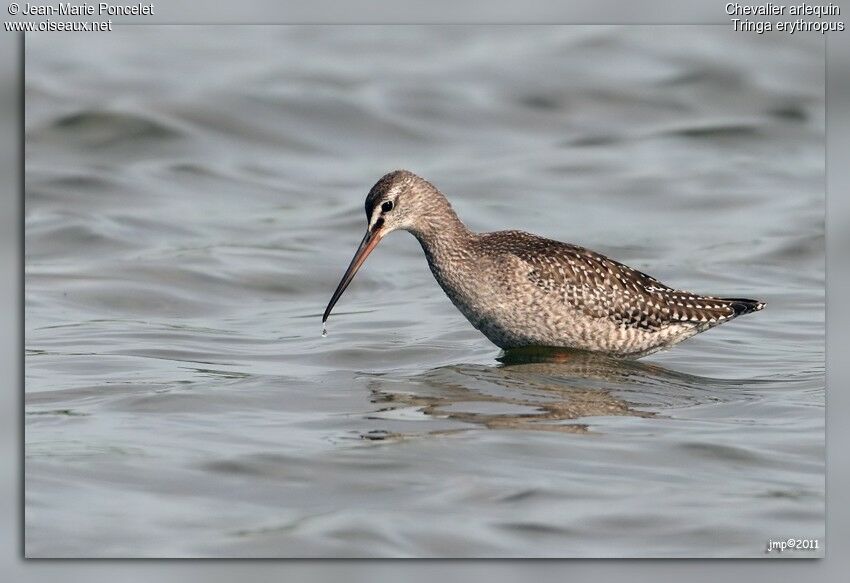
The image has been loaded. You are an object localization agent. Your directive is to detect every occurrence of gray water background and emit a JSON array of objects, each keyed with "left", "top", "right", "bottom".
[{"left": 24, "top": 26, "right": 824, "bottom": 557}]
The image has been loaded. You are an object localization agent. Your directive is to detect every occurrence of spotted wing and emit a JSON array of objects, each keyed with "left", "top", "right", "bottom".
[{"left": 495, "top": 231, "right": 749, "bottom": 331}]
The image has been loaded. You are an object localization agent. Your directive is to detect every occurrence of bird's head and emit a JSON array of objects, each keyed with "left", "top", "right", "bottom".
[{"left": 322, "top": 169, "right": 449, "bottom": 324}]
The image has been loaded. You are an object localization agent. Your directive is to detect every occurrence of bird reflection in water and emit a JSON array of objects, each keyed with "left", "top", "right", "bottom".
[{"left": 359, "top": 348, "right": 728, "bottom": 438}]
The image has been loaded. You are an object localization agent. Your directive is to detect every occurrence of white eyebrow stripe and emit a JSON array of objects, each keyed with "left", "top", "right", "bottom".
[{"left": 368, "top": 211, "right": 384, "bottom": 229}]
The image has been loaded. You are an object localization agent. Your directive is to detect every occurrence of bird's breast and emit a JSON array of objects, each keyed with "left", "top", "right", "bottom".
[{"left": 420, "top": 244, "right": 543, "bottom": 347}]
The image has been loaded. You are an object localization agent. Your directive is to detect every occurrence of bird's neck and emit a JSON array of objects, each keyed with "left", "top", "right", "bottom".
[
  {"left": 408, "top": 201, "right": 474, "bottom": 260},
  {"left": 410, "top": 203, "right": 481, "bottom": 322}
]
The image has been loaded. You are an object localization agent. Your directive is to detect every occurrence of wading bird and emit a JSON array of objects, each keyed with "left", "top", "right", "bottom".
[{"left": 323, "top": 170, "right": 764, "bottom": 358}]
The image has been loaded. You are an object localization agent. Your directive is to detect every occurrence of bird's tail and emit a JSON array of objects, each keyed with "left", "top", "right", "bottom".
[{"left": 721, "top": 297, "right": 766, "bottom": 317}]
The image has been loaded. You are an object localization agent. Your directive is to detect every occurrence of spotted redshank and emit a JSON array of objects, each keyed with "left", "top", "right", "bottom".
[{"left": 322, "top": 170, "right": 764, "bottom": 358}]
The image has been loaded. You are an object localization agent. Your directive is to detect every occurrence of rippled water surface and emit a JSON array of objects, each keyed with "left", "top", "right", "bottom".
[{"left": 25, "top": 27, "right": 824, "bottom": 557}]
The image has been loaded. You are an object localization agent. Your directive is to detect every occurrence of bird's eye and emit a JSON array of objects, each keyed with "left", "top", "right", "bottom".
[{"left": 381, "top": 201, "right": 393, "bottom": 213}]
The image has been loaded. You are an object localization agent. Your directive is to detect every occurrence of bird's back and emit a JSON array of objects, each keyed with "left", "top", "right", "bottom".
[{"left": 464, "top": 231, "right": 764, "bottom": 356}]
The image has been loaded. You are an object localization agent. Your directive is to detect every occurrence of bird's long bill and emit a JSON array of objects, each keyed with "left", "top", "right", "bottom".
[{"left": 322, "top": 227, "right": 383, "bottom": 323}]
